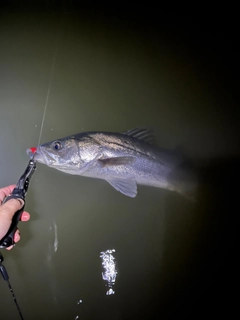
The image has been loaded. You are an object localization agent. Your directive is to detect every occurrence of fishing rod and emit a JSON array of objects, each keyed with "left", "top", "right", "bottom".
[
  {"left": 0, "top": 159, "right": 36, "bottom": 319},
  {"left": 0, "top": 251, "right": 24, "bottom": 320}
]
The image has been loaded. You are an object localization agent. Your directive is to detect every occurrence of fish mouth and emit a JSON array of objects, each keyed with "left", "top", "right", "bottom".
[{"left": 26, "top": 147, "right": 55, "bottom": 165}]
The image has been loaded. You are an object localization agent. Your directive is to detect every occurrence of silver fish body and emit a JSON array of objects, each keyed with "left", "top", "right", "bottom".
[{"left": 27, "top": 129, "right": 197, "bottom": 199}]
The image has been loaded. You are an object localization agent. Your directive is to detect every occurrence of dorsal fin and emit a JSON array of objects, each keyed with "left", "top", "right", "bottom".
[{"left": 123, "top": 128, "right": 156, "bottom": 144}]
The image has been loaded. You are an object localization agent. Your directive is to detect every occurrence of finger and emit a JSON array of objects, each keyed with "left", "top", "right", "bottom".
[
  {"left": 0, "top": 185, "right": 16, "bottom": 203},
  {"left": 20, "top": 211, "right": 30, "bottom": 221},
  {"left": 14, "top": 229, "right": 20, "bottom": 243},
  {"left": 6, "top": 230, "right": 20, "bottom": 250},
  {"left": 6, "top": 245, "right": 14, "bottom": 250}
]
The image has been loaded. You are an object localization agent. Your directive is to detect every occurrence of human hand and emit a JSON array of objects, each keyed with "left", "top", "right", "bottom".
[{"left": 0, "top": 185, "right": 30, "bottom": 250}]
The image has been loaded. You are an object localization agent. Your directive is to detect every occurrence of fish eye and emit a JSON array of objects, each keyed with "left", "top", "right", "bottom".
[{"left": 52, "top": 141, "right": 62, "bottom": 151}]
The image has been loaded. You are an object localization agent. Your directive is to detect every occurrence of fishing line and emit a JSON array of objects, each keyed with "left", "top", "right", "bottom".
[{"left": 37, "top": 36, "right": 59, "bottom": 146}]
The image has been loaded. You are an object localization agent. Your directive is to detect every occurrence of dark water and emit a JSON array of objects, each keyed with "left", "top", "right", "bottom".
[{"left": 0, "top": 3, "right": 239, "bottom": 320}]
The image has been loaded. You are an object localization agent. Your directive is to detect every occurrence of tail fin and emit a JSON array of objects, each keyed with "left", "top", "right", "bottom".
[{"left": 168, "top": 162, "right": 198, "bottom": 202}]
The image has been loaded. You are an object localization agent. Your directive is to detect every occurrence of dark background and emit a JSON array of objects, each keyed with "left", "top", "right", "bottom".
[{"left": 1, "top": 1, "right": 239, "bottom": 319}]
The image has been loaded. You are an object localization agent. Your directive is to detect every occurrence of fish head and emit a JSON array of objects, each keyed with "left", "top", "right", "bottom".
[{"left": 26, "top": 137, "right": 84, "bottom": 173}]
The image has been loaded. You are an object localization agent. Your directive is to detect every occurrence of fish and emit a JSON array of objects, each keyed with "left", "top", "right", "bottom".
[{"left": 27, "top": 128, "right": 197, "bottom": 199}]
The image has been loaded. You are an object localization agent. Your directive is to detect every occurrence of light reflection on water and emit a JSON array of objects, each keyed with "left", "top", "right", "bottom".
[{"left": 100, "top": 249, "right": 117, "bottom": 295}]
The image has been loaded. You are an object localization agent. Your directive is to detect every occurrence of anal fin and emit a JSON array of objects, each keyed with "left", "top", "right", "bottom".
[{"left": 106, "top": 178, "right": 137, "bottom": 197}]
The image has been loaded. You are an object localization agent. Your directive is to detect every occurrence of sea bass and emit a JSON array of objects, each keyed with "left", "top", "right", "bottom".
[{"left": 27, "top": 128, "right": 197, "bottom": 199}]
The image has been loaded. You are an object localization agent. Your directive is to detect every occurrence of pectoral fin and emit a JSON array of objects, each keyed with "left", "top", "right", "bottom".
[
  {"left": 106, "top": 178, "right": 137, "bottom": 197},
  {"left": 98, "top": 157, "right": 135, "bottom": 167}
]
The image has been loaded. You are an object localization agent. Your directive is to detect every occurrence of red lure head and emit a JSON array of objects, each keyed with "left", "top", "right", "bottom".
[{"left": 30, "top": 147, "right": 37, "bottom": 153}]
